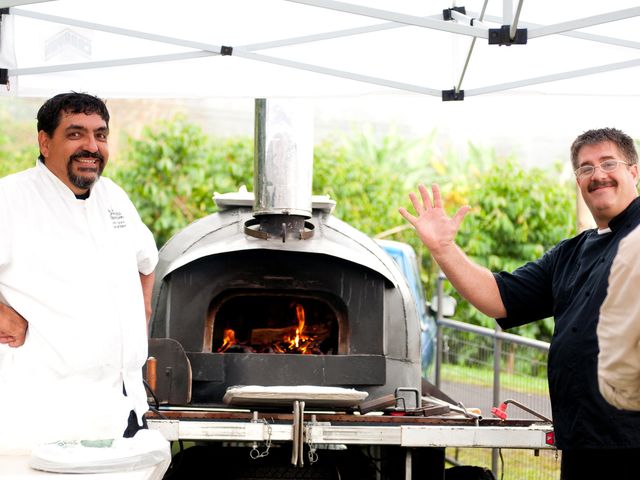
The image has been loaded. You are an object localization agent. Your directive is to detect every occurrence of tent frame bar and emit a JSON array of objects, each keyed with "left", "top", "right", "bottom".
[
  {"left": 481, "top": 13, "right": 640, "bottom": 50},
  {"left": 286, "top": 0, "right": 489, "bottom": 39},
  {"left": 468, "top": 58, "right": 640, "bottom": 96},
  {"left": 0, "top": 0, "right": 52, "bottom": 7},
  {"left": 528, "top": 7, "right": 640, "bottom": 39}
]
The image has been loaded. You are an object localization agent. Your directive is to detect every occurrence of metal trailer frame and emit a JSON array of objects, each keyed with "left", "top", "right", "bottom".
[
  {"left": 149, "top": 417, "right": 554, "bottom": 448},
  {"left": 147, "top": 404, "right": 554, "bottom": 478}
]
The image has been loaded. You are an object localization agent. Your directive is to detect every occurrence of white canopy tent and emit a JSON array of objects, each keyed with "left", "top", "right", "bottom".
[
  {"left": 0, "top": 0, "right": 638, "bottom": 179},
  {"left": 0, "top": 0, "right": 638, "bottom": 99}
]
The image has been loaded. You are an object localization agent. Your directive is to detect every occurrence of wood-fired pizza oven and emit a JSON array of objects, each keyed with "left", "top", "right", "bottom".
[{"left": 148, "top": 99, "right": 422, "bottom": 408}]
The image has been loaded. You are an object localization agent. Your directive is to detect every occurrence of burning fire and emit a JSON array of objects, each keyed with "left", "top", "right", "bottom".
[
  {"left": 275, "top": 303, "right": 310, "bottom": 353},
  {"left": 217, "top": 303, "right": 323, "bottom": 354},
  {"left": 218, "top": 329, "right": 237, "bottom": 353}
]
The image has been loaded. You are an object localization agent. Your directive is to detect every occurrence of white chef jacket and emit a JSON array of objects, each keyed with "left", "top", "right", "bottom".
[
  {"left": 598, "top": 223, "right": 640, "bottom": 411},
  {"left": 0, "top": 161, "right": 158, "bottom": 453}
]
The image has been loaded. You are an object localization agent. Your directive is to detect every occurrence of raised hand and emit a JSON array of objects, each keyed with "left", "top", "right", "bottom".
[{"left": 399, "top": 183, "right": 470, "bottom": 255}]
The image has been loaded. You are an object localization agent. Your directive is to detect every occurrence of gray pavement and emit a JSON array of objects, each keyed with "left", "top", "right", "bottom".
[{"left": 440, "top": 381, "right": 552, "bottom": 422}]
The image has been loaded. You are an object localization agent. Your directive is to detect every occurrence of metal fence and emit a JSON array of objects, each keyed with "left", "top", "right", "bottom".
[{"left": 434, "top": 317, "right": 560, "bottom": 480}]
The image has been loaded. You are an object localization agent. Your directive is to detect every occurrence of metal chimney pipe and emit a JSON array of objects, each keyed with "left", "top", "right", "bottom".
[{"left": 248, "top": 98, "right": 315, "bottom": 241}]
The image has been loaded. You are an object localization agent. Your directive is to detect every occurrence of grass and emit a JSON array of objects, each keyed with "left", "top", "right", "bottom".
[
  {"left": 441, "top": 364, "right": 549, "bottom": 396},
  {"left": 446, "top": 447, "right": 560, "bottom": 480}
]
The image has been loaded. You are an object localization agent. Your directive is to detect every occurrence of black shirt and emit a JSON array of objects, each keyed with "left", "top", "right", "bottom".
[{"left": 494, "top": 196, "right": 640, "bottom": 449}]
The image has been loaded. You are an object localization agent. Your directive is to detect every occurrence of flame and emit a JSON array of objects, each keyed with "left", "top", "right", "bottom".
[
  {"left": 217, "top": 303, "right": 323, "bottom": 354},
  {"left": 217, "top": 328, "right": 237, "bottom": 353},
  {"left": 286, "top": 303, "right": 314, "bottom": 354},
  {"left": 270, "top": 304, "right": 314, "bottom": 354},
  {"left": 294, "top": 304, "right": 305, "bottom": 348}
]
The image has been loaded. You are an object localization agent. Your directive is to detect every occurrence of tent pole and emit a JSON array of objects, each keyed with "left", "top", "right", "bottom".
[
  {"left": 502, "top": 0, "right": 512, "bottom": 26},
  {"left": 455, "top": 0, "right": 489, "bottom": 94},
  {"left": 510, "top": 0, "right": 525, "bottom": 41}
]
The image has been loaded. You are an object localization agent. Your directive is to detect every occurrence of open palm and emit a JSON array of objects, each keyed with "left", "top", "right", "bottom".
[{"left": 399, "top": 184, "right": 470, "bottom": 254}]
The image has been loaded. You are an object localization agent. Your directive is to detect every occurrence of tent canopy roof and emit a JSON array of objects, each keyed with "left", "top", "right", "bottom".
[{"left": 0, "top": 0, "right": 638, "bottom": 99}]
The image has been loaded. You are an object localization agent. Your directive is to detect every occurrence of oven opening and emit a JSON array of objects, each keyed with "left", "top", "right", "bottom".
[{"left": 208, "top": 291, "right": 345, "bottom": 355}]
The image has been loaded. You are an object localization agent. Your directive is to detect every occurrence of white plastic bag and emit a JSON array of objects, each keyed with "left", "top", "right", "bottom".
[{"left": 28, "top": 429, "right": 171, "bottom": 474}]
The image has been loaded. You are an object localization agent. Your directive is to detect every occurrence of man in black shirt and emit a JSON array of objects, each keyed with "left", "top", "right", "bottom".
[{"left": 399, "top": 128, "right": 640, "bottom": 479}]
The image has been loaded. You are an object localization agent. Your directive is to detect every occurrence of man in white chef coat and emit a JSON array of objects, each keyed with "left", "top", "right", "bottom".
[{"left": 0, "top": 92, "right": 159, "bottom": 452}]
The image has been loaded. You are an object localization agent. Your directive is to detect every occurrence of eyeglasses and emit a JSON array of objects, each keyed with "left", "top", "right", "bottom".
[{"left": 574, "top": 160, "right": 630, "bottom": 179}]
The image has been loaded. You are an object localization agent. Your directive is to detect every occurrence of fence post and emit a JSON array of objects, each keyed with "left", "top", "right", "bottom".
[
  {"left": 435, "top": 271, "right": 445, "bottom": 389},
  {"left": 491, "top": 323, "right": 502, "bottom": 477}
]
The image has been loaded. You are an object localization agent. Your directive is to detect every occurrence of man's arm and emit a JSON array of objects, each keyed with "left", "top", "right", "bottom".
[
  {"left": 598, "top": 230, "right": 640, "bottom": 410},
  {"left": 139, "top": 272, "right": 155, "bottom": 330},
  {"left": 0, "top": 303, "right": 28, "bottom": 347},
  {"left": 399, "top": 183, "right": 507, "bottom": 319}
]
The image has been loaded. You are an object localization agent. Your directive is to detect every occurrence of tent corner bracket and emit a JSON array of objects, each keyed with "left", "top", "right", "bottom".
[
  {"left": 442, "top": 88, "right": 464, "bottom": 102},
  {"left": 442, "top": 6, "right": 466, "bottom": 21},
  {"left": 488, "top": 26, "right": 527, "bottom": 46},
  {"left": 221, "top": 45, "right": 233, "bottom": 56},
  {"left": 0, "top": 69, "right": 8, "bottom": 87}
]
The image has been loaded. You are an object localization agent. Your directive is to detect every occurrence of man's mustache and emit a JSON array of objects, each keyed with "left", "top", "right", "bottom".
[
  {"left": 70, "top": 150, "right": 104, "bottom": 162},
  {"left": 588, "top": 179, "right": 616, "bottom": 192}
]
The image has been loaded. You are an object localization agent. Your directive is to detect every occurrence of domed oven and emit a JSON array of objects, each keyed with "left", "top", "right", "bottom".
[{"left": 148, "top": 99, "right": 422, "bottom": 409}]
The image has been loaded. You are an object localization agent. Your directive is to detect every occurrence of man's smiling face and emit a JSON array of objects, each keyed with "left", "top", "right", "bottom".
[
  {"left": 38, "top": 111, "right": 109, "bottom": 195},
  {"left": 576, "top": 140, "right": 638, "bottom": 229}
]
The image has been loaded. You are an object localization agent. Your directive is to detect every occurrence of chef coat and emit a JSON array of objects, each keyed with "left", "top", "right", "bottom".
[
  {"left": 0, "top": 161, "right": 158, "bottom": 453},
  {"left": 494, "top": 197, "right": 640, "bottom": 449}
]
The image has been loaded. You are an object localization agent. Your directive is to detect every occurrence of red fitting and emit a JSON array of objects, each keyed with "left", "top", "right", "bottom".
[
  {"left": 491, "top": 402, "right": 508, "bottom": 420},
  {"left": 545, "top": 431, "right": 555, "bottom": 446}
]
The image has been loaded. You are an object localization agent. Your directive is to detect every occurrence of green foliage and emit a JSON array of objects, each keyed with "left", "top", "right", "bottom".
[
  {"left": 313, "top": 126, "right": 435, "bottom": 237},
  {"left": 110, "top": 115, "right": 253, "bottom": 247},
  {"left": 450, "top": 157, "right": 576, "bottom": 341},
  {"left": 0, "top": 109, "right": 37, "bottom": 177}
]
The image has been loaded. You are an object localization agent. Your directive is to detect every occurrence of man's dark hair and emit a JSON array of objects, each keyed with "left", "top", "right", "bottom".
[
  {"left": 36, "top": 92, "right": 110, "bottom": 161},
  {"left": 571, "top": 127, "right": 638, "bottom": 170}
]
